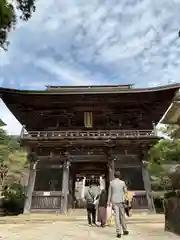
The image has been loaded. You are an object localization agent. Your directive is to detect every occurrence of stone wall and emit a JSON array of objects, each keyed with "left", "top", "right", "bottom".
[{"left": 164, "top": 191, "right": 180, "bottom": 235}]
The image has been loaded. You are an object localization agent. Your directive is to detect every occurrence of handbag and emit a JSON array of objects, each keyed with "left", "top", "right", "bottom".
[
  {"left": 107, "top": 205, "right": 115, "bottom": 226},
  {"left": 107, "top": 215, "right": 115, "bottom": 226},
  {"left": 106, "top": 205, "right": 112, "bottom": 219},
  {"left": 88, "top": 190, "right": 99, "bottom": 205},
  {"left": 93, "top": 198, "right": 99, "bottom": 205}
]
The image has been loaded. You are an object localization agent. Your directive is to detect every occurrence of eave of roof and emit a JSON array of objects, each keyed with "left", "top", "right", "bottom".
[
  {"left": 161, "top": 101, "right": 180, "bottom": 124},
  {"left": 0, "top": 83, "right": 180, "bottom": 95}
]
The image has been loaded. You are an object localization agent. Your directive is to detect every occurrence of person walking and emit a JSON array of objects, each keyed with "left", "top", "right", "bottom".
[
  {"left": 124, "top": 190, "right": 133, "bottom": 217},
  {"left": 84, "top": 179, "right": 99, "bottom": 226},
  {"left": 97, "top": 189, "right": 107, "bottom": 227},
  {"left": 107, "top": 171, "right": 129, "bottom": 238}
]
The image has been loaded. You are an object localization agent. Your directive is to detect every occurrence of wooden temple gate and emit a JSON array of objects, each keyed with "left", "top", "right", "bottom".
[
  {"left": 22, "top": 129, "right": 157, "bottom": 213},
  {"left": 0, "top": 84, "right": 180, "bottom": 214}
]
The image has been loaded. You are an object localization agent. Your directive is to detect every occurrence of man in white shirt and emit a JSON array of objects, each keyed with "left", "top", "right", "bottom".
[{"left": 107, "top": 171, "right": 129, "bottom": 238}]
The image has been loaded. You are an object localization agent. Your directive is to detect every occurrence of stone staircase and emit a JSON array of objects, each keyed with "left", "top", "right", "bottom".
[{"left": 0, "top": 208, "right": 164, "bottom": 224}]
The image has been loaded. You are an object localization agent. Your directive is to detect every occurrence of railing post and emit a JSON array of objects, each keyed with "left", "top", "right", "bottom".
[{"left": 152, "top": 122, "right": 157, "bottom": 136}]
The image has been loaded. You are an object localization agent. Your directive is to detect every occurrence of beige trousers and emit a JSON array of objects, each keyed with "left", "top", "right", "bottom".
[{"left": 113, "top": 203, "right": 127, "bottom": 234}]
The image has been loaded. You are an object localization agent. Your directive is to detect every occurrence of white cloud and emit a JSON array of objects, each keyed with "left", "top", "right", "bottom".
[
  {"left": 1, "top": 0, "right": 180, "bottom": 134},
  {"left": 35, "top": 58, "right": 108, "bottom": 86}
]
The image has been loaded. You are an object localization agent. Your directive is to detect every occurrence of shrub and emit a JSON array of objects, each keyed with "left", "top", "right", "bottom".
[
  {"left": 2, "top": 183, "right": 25, "bottom": 215},
  {"left": 154, "top": 196, "right": 164, "bottom": 213},
  {"left": 168, "top": 165, "right": 180, "bottom": 190},
  {"left": 164, "top": 190, "right": 180, "bottom": 235}
]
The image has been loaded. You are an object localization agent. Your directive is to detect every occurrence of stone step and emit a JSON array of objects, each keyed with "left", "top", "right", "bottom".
[{"left": 0, "top": 212, "right": 164, "bottom": 224}]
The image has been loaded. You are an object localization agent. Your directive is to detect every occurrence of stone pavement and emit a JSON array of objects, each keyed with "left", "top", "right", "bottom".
[{"left": 0, "top": 212, "right": 179, "bottom": 240}]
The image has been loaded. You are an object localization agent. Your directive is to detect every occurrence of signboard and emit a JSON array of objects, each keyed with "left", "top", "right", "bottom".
[{"left": 43, "top": 192, "right": 50, "bottom": 196}]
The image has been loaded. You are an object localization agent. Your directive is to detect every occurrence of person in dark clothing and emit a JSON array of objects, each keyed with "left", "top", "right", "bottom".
[
  {"left": 87, "top": 203, "right": 97, "bottom": 226},
  {"left": 84, "top": 182, "right": 100, "bottom": 226},
  {"left": 98, "top": 189, "right": 107, "bottom": 227}
]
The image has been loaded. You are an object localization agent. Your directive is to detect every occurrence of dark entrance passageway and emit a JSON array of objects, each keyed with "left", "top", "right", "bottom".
[{"left": 69, "top": 161, "right": 109, "bottom": 209}]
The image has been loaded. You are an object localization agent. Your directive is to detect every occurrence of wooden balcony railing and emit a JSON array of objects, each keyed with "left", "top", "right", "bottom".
[{"left": 20, "top": 128, "right": 157, "bottom": 140}]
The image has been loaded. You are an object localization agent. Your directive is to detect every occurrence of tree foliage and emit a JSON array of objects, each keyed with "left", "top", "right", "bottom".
[
  {"left": 149, "top": 139, "right": 180, "bottom": 164},
  {"left": 148, "top": 124, "right": 180, "bottom": 191},
  {"left": 0, "top": 0, "right": 36, "bottom": 50},
  {"left": 161, "top": 124, "right": 180, "bottom": 140},
  {"left": 0, "top": 128, "right": 27, "bottom": 191}
]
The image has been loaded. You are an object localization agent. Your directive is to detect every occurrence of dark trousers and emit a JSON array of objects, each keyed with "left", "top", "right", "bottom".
[
  {"left": 98, "top": 206, "right": 106, "bottom": 226},
  {"left": 125, "top": 207, "right": 129, "bottom": 217},
  {"left": 87, "top": 204, "right": 96, "bottom": 224},
  {"left": 124, "top": 201, "right": 132, "bottom": 217}
]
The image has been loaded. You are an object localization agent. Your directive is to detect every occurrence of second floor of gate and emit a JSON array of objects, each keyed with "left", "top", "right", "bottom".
[{"left": 1, "top": 84, "right": 180, "bottom": 138}]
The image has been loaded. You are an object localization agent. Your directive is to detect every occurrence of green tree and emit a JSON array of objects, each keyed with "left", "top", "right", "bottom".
[
  {"left": 0, "top": 129, "right": 27, "bottom": 193},
  {"left": 0, "top": 119, "right": 6, "bottom": 127},
  {"left": 161, "top": 124, "right": 180, "bottom": 139},
  {"left": 148, "top": 125, "right": 180, "bottom": 190},
  {"left": 5, "top": 150, "right": 28, "bottom": 185},
  {"left": 0, "top": 0, "right": 35, "bottom": 50},
  {"left": 149, "top": 139, "right": 180, "bottom": 164},
  {"left": 158, "top": 123, "right": 180, "bottom": 139},
  {"left": 0, "top": 129, "right": 9, "bottom": 194}
]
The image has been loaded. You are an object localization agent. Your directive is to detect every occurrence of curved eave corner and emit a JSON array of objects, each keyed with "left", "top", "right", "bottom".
[{"left": 161, "top": 88, "right": 180, "bottom": 124}]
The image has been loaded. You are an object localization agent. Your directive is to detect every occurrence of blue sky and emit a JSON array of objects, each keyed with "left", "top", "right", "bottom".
[{"left": 1, "top": 0, "right": 180, "bottom": 134}]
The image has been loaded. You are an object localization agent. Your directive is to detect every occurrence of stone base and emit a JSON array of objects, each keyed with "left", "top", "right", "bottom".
[
  {"left": 0, "top": 208, "right": 4, "bottom": 216},
  {"left": 164, "top": 191, "right": 180, "bottom": 235},
  {"left": 0, "top": 198, "right": 4, "bottom": 216}
]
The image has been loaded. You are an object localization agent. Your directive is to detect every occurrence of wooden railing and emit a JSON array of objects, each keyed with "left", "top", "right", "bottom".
[
  {"left": 132, "top": 194, "right": 148, "bottom": 209},
  {"left": 31, "top": 191, "right": 62, "bottom": 209},
  {"left": 21, "top": 128, "right": 156, "bottom": 140}
]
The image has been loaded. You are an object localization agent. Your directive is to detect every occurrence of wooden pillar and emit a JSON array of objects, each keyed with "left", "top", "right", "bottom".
[
  {"left": 105, "top": 147, "right": 115, "bottom": 184},
  {"left": 61, "top": 158, "right": 70, "bottom": 214},
  {"left": 142, "top": 160, "right": 156, "bottom": 213},
  {"left": 23, "top": 162, "right": 37, "bottom": 214},
  {"left": 108, "top": 159, "right": 115, "bottom": 181},
  {"left": 72, "top": 177, "right": 76, "bottom": 208},
  {"left": 81, "top": 176, "right": 86, "bottom": 199},
  {"left": 99, "top": 176, "right": 103, "bottom": 190}
]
